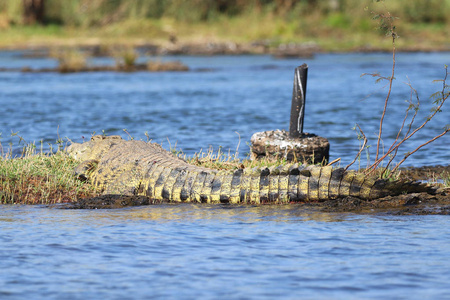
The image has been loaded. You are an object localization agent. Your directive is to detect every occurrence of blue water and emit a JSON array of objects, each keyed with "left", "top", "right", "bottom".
[
  {"left": 0, "top": 51, "right": 449, "bottom": 166},
  {"left": 1, "top": 51, "right": 450, "bottom": 299},
  {"left": 2, "top": 205, "right": 450, "bottom": 299}
]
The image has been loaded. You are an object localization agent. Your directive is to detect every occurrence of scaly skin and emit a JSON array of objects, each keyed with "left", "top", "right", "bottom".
[{"left": 67, "top": 136, "right": 432, "bottom": 204}]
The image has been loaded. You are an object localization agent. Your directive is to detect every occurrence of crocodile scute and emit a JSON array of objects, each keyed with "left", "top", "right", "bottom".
[{"left": 67, "top": 135, "right": 433, "bottom": 204}]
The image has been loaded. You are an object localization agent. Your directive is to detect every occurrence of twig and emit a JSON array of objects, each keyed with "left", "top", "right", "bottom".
[
  {"left": 235, "top": 131, "right": 241, "bottom": 158},
  {"left": 327, "top": 157, "right": 341, "bottom": 166},
  {"left": 391, "top": 128, "right": 450, "bottom": 173},
  {"left": 380, "top": 80, "right": 421, "bottom": 175},
  {"left": 345, "top": 124, "right": 367, "bottom": 171}
]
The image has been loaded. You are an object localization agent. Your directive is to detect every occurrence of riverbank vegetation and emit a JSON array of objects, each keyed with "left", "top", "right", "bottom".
[
  {"left": 0, "top": 141, "right": 101, "bottom": 204},
  {"left": 0, "top": 0, "right": 448, "bottom": 51}
]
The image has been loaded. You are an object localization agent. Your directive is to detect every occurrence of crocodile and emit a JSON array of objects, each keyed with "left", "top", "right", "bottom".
[{"left": 67, "top": 135, "right": 433, "bottom": 205}]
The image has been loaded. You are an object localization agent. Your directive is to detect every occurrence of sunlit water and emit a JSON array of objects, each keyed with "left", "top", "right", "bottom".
[
  {"left": 2, "top": 205, "right": 450, "bottom": 299},
  {"left": 0, "top": 51, "right": 450, "bottom": 299},
  {"left": 0, "top": 51, "right": 449, "bottom": 166}
]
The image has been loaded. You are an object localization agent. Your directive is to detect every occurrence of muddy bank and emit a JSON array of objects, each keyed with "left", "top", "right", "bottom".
[
  {"left": 13, "top": 41, "right": 320, "bottom": 59},
  {"left": 159, "top": 41, "right": 318, "bottom": 58},
  {"left": 10, "top": 41, "right": 450, "bottom": 61},
  {"left": 58, "top": 189, "right": 450, "bottom": 215},
  {"left": 3, "top": 41, "right": 447, "bottom": 74},
  {"left": 0, "top": 60, "right": 189, "bottom": 73},
  {"left": 398, "top": 165, "right": 450, "bottom": 182},
  {"left": 312, "top": 191, "right": 450, "bottom": 215},
  {"left": 315, "top": 165, "right": 450, "bottom": 215}
]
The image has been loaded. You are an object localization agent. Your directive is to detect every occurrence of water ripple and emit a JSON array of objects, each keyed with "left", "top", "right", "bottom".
[{"left": 1, "top": 52, "right": 450, "bottom": 299}]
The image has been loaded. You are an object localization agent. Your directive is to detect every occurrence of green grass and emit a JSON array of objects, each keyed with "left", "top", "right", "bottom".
[{"left": 0, "top": 143, "right": 101, "bottom": 205}]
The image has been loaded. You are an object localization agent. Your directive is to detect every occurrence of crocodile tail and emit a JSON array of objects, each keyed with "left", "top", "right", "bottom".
[
  {"left": 139, "top": 160, "right": 435, "bottom": 203},
  {"left": 368, "top": 179, "right": 435, "bottom": 199},
  {"left": 328, "top": 168, "right": 435, "bottom": 200}
]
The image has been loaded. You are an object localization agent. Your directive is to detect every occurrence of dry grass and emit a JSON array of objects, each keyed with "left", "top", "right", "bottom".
[{"left": 177, "top": 145, "right": 290, "bottom": 171}]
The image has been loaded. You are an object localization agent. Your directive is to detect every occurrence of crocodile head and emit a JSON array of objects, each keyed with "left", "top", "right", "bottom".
[
  {"left": 67, "top": 135, "right": 124, "bottom": 181},
  {"left": 67, "top": 135, "right": 123, "bottom": 161}
]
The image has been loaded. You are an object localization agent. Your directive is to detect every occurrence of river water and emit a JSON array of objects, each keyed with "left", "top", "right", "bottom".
[{"left": 0, "top": 51, "right": 450, "bottom": 299}]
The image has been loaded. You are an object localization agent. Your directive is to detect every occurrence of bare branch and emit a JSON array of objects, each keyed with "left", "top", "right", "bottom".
[
  {"left": 375, "top": 31, "right": 396, "bottom": 161},
  {"left": 367, "top": 65, "right": 449, "bottom": 177},
  {"left": 391, "top": 128, "right": 450, "bottom": 173},
  {"left": 357, "top": 4, "right": 448, "bottom": 178},
  {"left": 366, "top": 78, "right": 421, "bottom": 175},
  {"left": 345, "top": 124, "right": 367, "bottom": 171},
  {"left": 327, "top": 157, "right": 341, "bottom": 166}
]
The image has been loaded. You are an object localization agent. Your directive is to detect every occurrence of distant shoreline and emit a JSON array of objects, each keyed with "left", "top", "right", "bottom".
[
  {"left": 1, "top": 41, "right": 449, "bottom": 58},
  {"left": 1, "top": 0, "right": 448, "bottom": 55}
]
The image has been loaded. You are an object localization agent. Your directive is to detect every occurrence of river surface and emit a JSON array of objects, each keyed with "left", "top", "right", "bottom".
[{"left": 0, "top": 51, "right": 450, "bottom": 299}]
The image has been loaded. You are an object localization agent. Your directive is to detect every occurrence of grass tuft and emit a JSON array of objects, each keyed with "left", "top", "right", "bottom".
[
  {"left": 0, "top": 143, "right": 101, "bottom": 205},
  {"left": 114, "top": 46, "right": 138, "bottom": 70},
  {"left": 176, "top": 145, "right": 289, "bottom": 171},
  {"left": 52, "top": 47, "right": 87, "bottom": 72}
]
